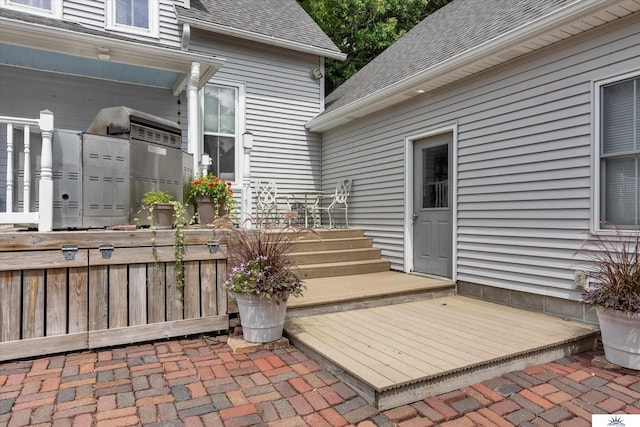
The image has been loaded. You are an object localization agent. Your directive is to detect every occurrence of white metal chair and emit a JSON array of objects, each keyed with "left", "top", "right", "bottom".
[
  {"left": 255, "top": 180, "right": 280, "bottom": 225},
  {"left": 318, "top": 179, "right": 352, "bottom": 228}
]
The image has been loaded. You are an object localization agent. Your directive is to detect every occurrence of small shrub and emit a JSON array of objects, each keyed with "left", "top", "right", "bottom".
[
  {"left": 219, "top": 211, "right": 317, "bottom": 304},
  {"left": 578, "top": 223, "right": 640, "bottom": 313}
]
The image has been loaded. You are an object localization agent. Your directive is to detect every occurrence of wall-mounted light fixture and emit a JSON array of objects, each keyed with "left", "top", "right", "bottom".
[
  {"left": 311, "top": 68, "right": 323, "bottom": 80},
  {"left": 97, "top": 47, "right": 111, "bottom": 61}
]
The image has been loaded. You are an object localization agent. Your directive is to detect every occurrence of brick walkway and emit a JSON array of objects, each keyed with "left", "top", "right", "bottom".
[{"left": 0, "top": 335, "right": 638, "bottom": 426}]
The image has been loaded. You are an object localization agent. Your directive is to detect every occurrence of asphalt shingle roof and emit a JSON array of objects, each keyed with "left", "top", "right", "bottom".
[
  {"left": 324, "top": 0, "right": 572, "bottom": 113},
  {"left": 176, "top": 0, "right": 342, "bottom": 55}
]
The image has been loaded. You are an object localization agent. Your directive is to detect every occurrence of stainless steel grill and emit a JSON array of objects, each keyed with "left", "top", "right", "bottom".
[{"left": 15, "top": 106, "right": 192, "bottom": 229}]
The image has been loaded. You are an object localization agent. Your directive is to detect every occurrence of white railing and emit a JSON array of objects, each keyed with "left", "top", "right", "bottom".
[
  {"left": 430, "top": 180, "right": 448, "bottom": 208},
  {"left": 0, "top": 110, "right": 54, "bottom": 232}
]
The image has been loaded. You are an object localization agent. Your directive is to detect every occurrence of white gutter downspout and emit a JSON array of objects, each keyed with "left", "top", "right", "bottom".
[{"left": 188, "top": 62, "right": 201, "bottom": 176}]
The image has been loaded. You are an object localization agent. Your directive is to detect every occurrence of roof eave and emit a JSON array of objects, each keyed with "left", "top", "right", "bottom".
[
  {"left": 0, "top": 15, "right": 226, "bottom": 91},
  {"left": 178, "top": 15, "right": 346, "bottom": 61},
  {"left": 307, "top": 0, "right": 626, "bottom": 132}
]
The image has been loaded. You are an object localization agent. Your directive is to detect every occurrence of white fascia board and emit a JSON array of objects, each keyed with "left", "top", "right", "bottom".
[
  {"left": 307, "top": 0, "right": 611, "bottom": 132},
  {"left": 0, "top": 15, "right": 226, "bottom": 83},
  {"left": 178, "top": 16, "right": 347, "bottom": 61}
]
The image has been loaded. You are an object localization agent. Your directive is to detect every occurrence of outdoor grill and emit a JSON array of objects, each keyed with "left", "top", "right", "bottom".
[{"left": 16, "top": 106, "right": 192, "bottom": 229}]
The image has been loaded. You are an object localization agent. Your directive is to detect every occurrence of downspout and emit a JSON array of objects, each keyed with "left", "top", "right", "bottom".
[{"left": 188, "top": 62, "right": 200, "bottom": 176}]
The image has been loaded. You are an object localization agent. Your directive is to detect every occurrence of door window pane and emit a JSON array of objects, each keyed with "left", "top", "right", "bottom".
[{"left": 422, "top": 144, "right": 448, "bottom": 209}]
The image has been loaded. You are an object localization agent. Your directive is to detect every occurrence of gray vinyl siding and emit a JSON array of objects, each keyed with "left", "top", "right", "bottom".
[
  {"left": 61, "top": 0, "right": 181, "bottom": 47},
  {"left": 190, "top": 32, "right": 324, "bottom": 196},
  {"left": 0, "top": 65, "right": 182, "bottom": 211},
  {"left": 321, "top": 13, "right": 640, "bottom": 300}
]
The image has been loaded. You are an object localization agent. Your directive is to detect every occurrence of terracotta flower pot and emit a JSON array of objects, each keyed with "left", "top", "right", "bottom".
[
  {"left": 196, "top": 196, "right": 226, "bottom": 227},
  {"left": 150, "top": 203, "right": 174, "bottom": 229}
]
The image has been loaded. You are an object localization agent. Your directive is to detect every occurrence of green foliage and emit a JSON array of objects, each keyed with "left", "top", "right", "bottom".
[
  {"left": 146, "top": 199, "right": 195, "bottom": 298},
  {"left": 578, "top": 224, "right": 640, "bottom": 313},
  {"left": 299, "top": 0, "right": 453, "bottom": 94},
  {"left": 186, "top": 174, "right": 238, "bottom": 215},
  {"left": 219, "top": 212, "right": 319, "bottom": 303},
  {"left": 142, "top": 191, "right": 175, "bottom": 207}
]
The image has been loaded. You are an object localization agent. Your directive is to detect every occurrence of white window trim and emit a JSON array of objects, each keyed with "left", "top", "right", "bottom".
[
  {"left": 593, "top": 69, "right": 640, "bottom": 234},
  {"left": 201, "top": 78, "right": 246, "bottom": 187},
  {"left": 105, "top": 0, "right": 159, "bottom": 38},
  {"left": 4, "top": 0, "right": 62, "bottom": 18}
]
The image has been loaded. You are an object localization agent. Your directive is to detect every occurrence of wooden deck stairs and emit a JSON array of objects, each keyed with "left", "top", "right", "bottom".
[
  {"left": 291, "top": 229, "right": 391, "bottom": 280},
  {"left": 273, "top": 229, "right": 600, "bottom": 411}
]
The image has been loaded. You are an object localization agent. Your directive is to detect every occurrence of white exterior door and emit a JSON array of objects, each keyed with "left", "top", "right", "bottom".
[{"left": 412, "top": 132, "right": 453, "bottom": 278}]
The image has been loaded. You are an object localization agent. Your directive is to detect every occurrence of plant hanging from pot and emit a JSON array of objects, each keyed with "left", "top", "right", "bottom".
[{"left": 186, "top": 174, "right": 238, "bottom": 226}]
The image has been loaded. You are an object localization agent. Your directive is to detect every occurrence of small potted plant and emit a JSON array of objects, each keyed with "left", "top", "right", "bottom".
[
  {"left": 142, "top": 190, "right": 177, "bottom": 229},
  {"left": 220, "top": 213, "right": 314, "bottom": 343},
  {"left": 186, "top": 174, "right": 238, "bottom": 227},
  {"left": 578, "top": 223, "right": 640, "bottom": 369}
]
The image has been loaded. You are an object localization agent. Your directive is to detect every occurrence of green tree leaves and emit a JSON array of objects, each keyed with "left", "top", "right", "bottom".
[{"left": 299, "top": 0, "right": 452, "bottom": 94}]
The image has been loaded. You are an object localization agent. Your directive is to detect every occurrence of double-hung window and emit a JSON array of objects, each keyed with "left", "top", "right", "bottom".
[
  {"left": 203, "top": 82, "right": 240, "bottom": 183},
  {"left": 106, "top": 0, "right": 159, "bottom": 37},
  {"left": 4, "top": 0, "right": 62, "bottom": 18},
  {"left": 598, "top": 74, "right": 640, "bottom": 229}
]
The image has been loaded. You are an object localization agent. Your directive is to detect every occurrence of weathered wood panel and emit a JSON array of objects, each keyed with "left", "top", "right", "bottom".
[
  {"left": 166, "top": 263, "right": 183, "bottom": 321},
  {"left": 68, "top": 267, "right": 88, "bottom": 333},
  {"left": 0, "top": 230, "right": 230, "bottom": 361},
  {"left": 184, "top": 261, "right": 200, "bottom": 319},
  {"left": 22, "top": 270, "right": 44, "bottom": 339},
  {"left": 148, "top": 263, "right": 166, "bottom": 324},
  {"left": 46, "top": 268, "right": 67, "bottom": 336},
  {"left": 0, "top": 271, "right": 21, "bottom": 342},
  {"left": 109, "top": 265, "right": 128, "bottom": 328},
  {"left": 129, "top": 264, "right": 147, "bottom": 326},
  {"left": 88, "top": 316, "right": 229, "bottom": 349},
  {"left": 89, "top": 265, "right": 108, "bottom": 331},
  {"left": 201, "top": 260, "right": 217, "bottom": 317}
]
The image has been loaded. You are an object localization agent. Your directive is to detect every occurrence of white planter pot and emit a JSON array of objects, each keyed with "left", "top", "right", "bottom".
[
  {"left": 234, "top": 293, "right": 287, "bottom": 343},
  {"left": 596, "top": 307, "right": 640, "bottom": 370}
]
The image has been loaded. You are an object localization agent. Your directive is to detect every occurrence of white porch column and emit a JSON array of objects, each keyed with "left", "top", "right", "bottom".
[
  {"left": 241, "top": 131, "right": 253, "bottom": 227},
  {"left": 5, "top": 123, "right": 13, "bottom": 213},
  {"left": 23, "top": 125, "right": 31, "bottom": 212},
  {"left": 188, "top": 62, "right": 201, "bottom": 176},
  {"left": 38, "top": 110, "right": 54, "bottom": 232}
]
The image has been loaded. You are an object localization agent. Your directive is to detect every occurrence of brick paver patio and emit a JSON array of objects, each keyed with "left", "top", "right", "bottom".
[{"left": 0, "top": 335, "right": 638, "bottom": 426}]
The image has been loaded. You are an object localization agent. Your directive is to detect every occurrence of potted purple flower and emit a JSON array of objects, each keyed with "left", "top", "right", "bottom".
[{"left": 221, "top": 214, "right": 313, "bottom": 343}]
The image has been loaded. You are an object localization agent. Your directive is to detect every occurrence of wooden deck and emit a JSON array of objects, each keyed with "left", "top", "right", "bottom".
[
  {"left": 287, "top": 271, "right": 456, "bottom": 316},
  {"left": 284, "top": 273, "right": 599, "bottom": 410}
]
